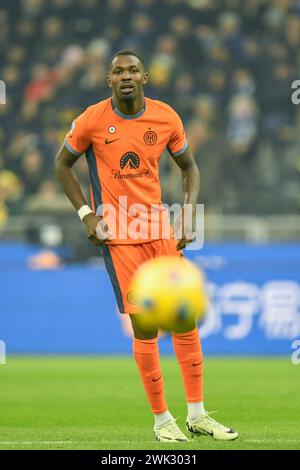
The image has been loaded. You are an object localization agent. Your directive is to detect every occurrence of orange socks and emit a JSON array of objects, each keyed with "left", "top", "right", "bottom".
[
  {"left": 133, "top": 329, "right": 203, "bottom": 416},
  {"left": 172, "top": 328, "right": 203, "bottom": 403},
  {"left": 133, "top": 337, "right": 168, "bottom": 415}
]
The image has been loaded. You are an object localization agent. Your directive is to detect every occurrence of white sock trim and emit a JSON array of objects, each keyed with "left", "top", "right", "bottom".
[
  {"left": 154, "top": 410, "right": 173, "bottom": 428},
  {"left": 187, "top": 402, "right": 206, "bottom": 422}
]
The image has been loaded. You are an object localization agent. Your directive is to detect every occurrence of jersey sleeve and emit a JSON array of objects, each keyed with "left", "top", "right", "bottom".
[
  {"left": 167, "top": 109, "right": 188, "bottom": 157},
  {"left": 64, "top": 109, "right": 91, "bottom": 156}
]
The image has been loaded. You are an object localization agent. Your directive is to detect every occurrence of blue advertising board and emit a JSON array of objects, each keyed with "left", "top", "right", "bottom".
[{"left": 0, "top": 243, "right": 299, "bottom": 355}]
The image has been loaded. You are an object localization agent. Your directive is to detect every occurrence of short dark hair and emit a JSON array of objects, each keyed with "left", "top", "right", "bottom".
[{"left": 107, "top": 50, "right": 146, "bottom": 71}]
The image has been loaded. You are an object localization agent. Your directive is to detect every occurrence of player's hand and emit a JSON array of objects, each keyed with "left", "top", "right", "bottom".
[
  {"left": 83, "top": 213, "right": 112, "bottom": 246},
  {"left": 174, "top": 207, "right": 196, "bottom": 251}
]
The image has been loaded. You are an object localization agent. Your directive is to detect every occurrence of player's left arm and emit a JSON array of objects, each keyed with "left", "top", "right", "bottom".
[{"left": 170, "top": 145, "right": 200, "bottom": 250}]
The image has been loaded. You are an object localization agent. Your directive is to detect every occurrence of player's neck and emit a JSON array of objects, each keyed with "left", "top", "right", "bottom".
[{"left": 112, "top": 94, "right": 145, "bottom": 116}]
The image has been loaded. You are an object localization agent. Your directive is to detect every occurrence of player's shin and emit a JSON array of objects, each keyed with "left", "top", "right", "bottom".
[
  {"left": 133, "top": 336, "right": 169, "bottom": 420},
  {"left": 172, "top": 328, "right": 205, "bottom": 421}
]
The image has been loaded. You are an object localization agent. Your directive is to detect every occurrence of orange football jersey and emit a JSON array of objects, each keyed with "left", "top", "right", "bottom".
[{"left": 64, "top": 97, "right": 187, "bottom": 244}]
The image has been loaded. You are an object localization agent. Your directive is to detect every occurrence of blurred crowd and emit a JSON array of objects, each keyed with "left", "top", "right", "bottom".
[{"left": 1, "top": 0, "right": 300, "bottom": 227}]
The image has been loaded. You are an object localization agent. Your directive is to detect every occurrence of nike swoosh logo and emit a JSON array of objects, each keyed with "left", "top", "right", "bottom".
[
  {"left": 192, "top": 362, "right": 201, "bottom": 367},
  {"left": 152, "top": 376, "right": 161, "bottom": 382},
  {"left": 187, "top": 422, "right": 213, "bottom": 437},
  {"left": 105, "top": 138, "right": 120, "bottom": 144}
]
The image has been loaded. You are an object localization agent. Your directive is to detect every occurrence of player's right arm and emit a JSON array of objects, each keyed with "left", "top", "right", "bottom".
[{"left": 54, "top": 142, "right": 109, "bottom": 247}]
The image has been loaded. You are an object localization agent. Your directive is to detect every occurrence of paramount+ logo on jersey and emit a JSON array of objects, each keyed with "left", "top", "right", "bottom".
[
  {"left": 120, "top": 151, "right": 140, "bottom": 170},
  {"left": 110, "top": 151, "right": 149, "bottom": 179}
]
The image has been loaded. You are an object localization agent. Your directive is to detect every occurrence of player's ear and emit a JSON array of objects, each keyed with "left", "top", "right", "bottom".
[
  {"left": 143, "top": 72, "right": 149, "bottom": 85},
  {"left": 107, "top": 74, "right": 112, "bottom": 89}
]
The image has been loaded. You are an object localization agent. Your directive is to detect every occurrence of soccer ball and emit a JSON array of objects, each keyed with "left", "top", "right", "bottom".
[{"left": 130, "top": 256, "right": 208, "bottom": 332}]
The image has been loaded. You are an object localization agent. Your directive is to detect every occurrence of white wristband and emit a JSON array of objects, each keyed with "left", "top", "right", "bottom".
[{"left": 78, "top": 205, "right": 93, "bottom": 221}]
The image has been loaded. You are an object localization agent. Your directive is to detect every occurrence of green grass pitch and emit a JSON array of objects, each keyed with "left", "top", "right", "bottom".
[{"left": 0, "top": 356, "right": 299, "bottom": 450}]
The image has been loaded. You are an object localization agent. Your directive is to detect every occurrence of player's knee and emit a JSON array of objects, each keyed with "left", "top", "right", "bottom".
[
  {"left": 172, "top": 318, "right": 197, "bottom": 334},
  {"left": 129, "top": 314, "right": 158, "bottom": 340}
]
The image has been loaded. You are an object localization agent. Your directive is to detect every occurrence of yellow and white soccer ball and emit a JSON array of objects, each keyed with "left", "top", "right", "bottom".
[{"left": 130, "top": 256, "right": 208, "bottom": 332}]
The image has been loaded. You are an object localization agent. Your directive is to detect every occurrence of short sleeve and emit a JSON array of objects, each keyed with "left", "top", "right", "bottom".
[
  {"left": 64, "top": 109, "right": 91, "bottom": 157},
  {"left": 167, "top": 110, "right": 188, "bottom": 157}
]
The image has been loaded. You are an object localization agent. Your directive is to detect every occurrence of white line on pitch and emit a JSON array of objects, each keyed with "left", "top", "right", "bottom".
[
  {"left": 0, "top": 441, "right": 77, "bottom": 445},
  {"left": 0, "top": 440, "right": 155, "bottom": 445},
  {"left": 244, "top": 439, "right": 300, "bottom": 443},
  {"left": 1, "top": 439, "right": 299, "bottom": 446}
]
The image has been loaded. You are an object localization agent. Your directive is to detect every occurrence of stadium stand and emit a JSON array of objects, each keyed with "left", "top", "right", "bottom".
[{"left": 0, "top": 0, "right": 299, "bottom": 230}]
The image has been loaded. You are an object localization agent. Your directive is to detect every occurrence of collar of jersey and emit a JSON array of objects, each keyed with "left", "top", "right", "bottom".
[{"left": 111, "top": 98, "right": 146, "bottom": 120}]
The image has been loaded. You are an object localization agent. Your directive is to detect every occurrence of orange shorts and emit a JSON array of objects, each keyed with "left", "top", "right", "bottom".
[{"left": 101, "top": 238, "right": 182, "bottom": 314}]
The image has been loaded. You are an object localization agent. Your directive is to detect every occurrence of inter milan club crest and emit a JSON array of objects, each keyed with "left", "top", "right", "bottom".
[
  {"left": 143, "top": 129, "right": 157, "bottom": 146},
  {"left": 120, "top": 151, "right": 140, "bottom": 170},
  {"left": 127, "top": 291, "right": 138, "bottom": 305}
]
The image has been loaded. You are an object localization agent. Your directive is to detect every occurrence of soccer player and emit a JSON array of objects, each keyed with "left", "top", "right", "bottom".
[{"left": 55, "top": 50, "right": 238, "bottom": 442}]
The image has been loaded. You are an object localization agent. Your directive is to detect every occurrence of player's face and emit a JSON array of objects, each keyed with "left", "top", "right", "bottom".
[{"left": 107, "top": 55, "right": 148, "bottom": 103}]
